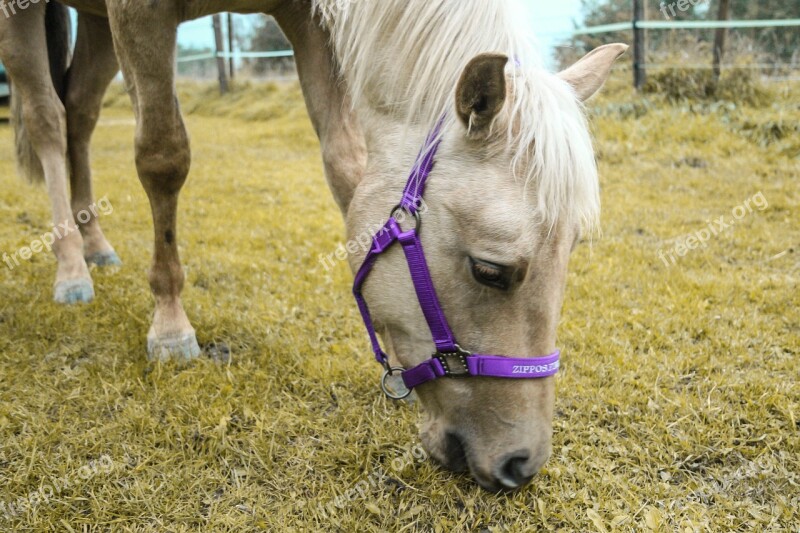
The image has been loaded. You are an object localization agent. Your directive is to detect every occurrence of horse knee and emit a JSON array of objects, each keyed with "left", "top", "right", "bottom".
[
  {"left": 22, "top": 98, "right": 66, "bottom": 153},
  {"left": 135, "top": 129, "right": 191, "bottom": 195}
]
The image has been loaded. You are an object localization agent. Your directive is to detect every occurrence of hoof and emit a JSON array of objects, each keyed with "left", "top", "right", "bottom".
[
  {"left": 147, "top": 331, "right": 201, "bottom": 362},
  {"left": 54, "top": 279, "right": 95, "bottom": 304},
  {"left": 86, "top": 251, "right": 122, "bottom": 267}
]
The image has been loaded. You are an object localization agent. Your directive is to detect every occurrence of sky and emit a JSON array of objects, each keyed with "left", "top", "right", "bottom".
[{"left": 176, "top": 0, "right": 586, "bottom": 66}]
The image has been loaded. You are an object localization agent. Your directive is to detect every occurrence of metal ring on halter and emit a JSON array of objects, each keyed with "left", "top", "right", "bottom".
[
  {"left": 381, "top": 367, "right": 412, "bottom": 400},
  {"left": 390, "top": 204, "right": 422, "bottom": 234}
]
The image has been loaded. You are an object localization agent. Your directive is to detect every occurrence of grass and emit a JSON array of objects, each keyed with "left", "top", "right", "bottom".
[{"left": 0, "top": 76, "right": 797, "bottom": 531}]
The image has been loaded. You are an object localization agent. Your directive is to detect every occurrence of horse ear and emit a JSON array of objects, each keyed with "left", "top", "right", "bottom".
[
  {"left": 455, "top": 53, "right": 509, "bottom": 133},
  {"left": 558, "top": 43, "right": 628, "bottom": 102}
]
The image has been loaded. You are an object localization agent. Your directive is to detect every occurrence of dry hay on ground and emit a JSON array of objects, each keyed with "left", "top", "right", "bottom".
[{"left": 0, "top": 78, "right": 797, "bottom": 531}]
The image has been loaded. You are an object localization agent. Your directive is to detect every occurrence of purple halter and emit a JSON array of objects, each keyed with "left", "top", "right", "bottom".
[{"left": 353, "top": 116, "right": 560, "bottom": 400}]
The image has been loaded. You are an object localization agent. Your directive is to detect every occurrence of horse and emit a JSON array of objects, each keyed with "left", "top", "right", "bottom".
[{"left": 1, "top": 0, "right": 625, "bottom": 491}]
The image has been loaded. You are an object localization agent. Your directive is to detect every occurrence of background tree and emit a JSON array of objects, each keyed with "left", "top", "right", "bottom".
[
  {"left": 727, "top": 0, "right": 799, "bottom": 61},
  {"left": 241, "top": 15, "right": 294, "bottom": 75}
]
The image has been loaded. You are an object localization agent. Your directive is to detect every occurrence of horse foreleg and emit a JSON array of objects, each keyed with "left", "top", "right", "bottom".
[
  {"left": 107, "top": 2, "right": 199, "bottom": 361},
  {"left": 274, "top": 3, "right": 367, "bottom": 215},
  {"left": 66, "top": 12, "right": 122, "bottom": 267},
  {"left": 0, "top": 4, "right": 94, "bottom": 303}
]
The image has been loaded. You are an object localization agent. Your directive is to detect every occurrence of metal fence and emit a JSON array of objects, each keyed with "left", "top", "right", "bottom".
[
  {"left": 177, "top": 13, "right": 800, "bottom": 89},
  {"left": 574, "top": 13, "right": 800, "bottom": 87}
]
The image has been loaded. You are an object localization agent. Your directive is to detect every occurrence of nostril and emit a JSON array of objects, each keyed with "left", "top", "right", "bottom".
[
  {"left": 441, "top": 432, "right": 469, "bottom": 472},
  {"left": 495, "top": 452, "right": 535, "bottom": 490}
]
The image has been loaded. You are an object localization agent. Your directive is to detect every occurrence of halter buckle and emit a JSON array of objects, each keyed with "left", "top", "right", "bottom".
[{"left": 435, "top": 345, "right": 471, "bottom": 377}]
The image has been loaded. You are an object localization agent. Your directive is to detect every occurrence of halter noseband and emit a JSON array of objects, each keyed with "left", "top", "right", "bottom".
[{"left": 353, "top": 116, "right": 560, "bottom": 400}]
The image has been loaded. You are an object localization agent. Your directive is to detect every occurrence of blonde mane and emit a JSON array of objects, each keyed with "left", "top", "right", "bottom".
[{"left": 313, "top": 0, "right": 600, "bottom": 231}]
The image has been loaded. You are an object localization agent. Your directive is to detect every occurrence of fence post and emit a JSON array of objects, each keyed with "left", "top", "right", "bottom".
[
  {"left": 712, "top": 0, "right": 731, "bottom": 83},
  {"left": 227, "top": 13, "right": 235, "bottom": 80},
  {"left": 633, "top": 0, "right": 647, "bottom": 90},
  {"left": 213, "top": 15, "right": 229, "bottom": 94}
]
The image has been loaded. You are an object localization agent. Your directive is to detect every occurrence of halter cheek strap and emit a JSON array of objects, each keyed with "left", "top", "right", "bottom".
[{"left": 352, "top": 116, "right": 560, "bottom": 399}]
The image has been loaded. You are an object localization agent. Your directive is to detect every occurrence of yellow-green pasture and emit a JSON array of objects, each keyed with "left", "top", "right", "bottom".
[{"left": 0, "top": 80, "right": 797, "bottom": 531}]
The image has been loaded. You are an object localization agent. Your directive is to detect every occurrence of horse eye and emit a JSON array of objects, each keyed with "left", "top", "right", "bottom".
[{"left": 469, "top": 258, "right": 511, "bottom": 290}]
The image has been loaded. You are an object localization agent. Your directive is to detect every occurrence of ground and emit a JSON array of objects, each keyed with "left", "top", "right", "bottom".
[{"left": 0, "top": 77, "right": 797, "bottom": 531}]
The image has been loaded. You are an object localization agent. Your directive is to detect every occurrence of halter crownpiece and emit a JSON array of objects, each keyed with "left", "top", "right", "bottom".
[{"left": 353, "top": 115, "right": 560, "bottom": 400}]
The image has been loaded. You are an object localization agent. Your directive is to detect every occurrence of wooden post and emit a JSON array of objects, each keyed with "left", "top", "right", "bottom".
[
  {"left": 633, "top": 0, "right": 647, "bottom": 90},
  {"left": 713, "top": 0, "right": 731, "bottom": 83},
  {"left": 227, "top": 13, "right": 235, "bottom": 80},
  {"left": 213, "top": 15, "right": 229, "bottom": 94}
]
